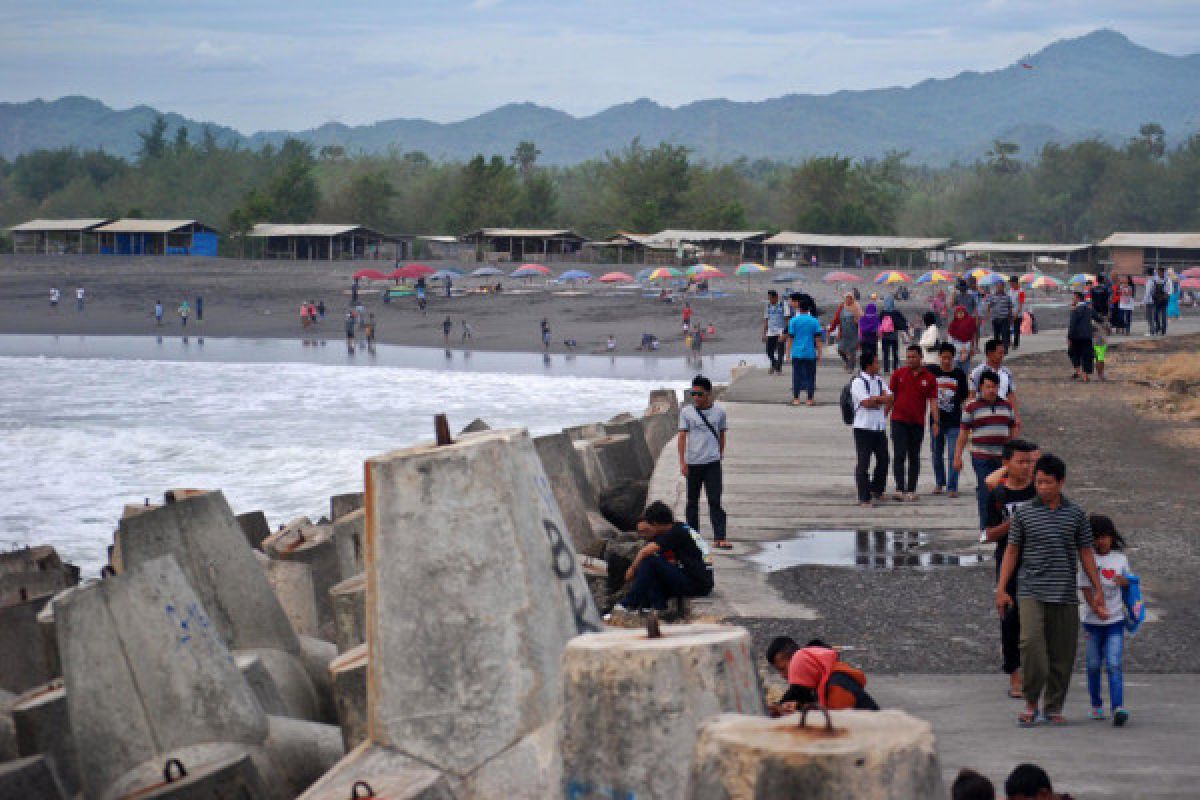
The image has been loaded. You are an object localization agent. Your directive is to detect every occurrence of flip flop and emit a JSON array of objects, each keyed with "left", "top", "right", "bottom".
[
  {"left": 1045, "top": 713, "right": 1068, "bottom": 726},
  {"left": 714, "top": 541, "right": 733, "bottom": 550},
  {"left": 1017, "top": 709, "right": 1039, "bottom": 728},
  {"left": 1008, "top": 688, "right": 1024, "bottom": 699}
]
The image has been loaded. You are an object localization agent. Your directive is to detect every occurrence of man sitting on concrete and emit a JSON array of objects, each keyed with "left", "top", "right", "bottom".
[
  {"left": 608, "top": 501, "right": 713, "bottom": 617},
  {"left": 765, "top": 637, "right": 879, "bottom": 714}
]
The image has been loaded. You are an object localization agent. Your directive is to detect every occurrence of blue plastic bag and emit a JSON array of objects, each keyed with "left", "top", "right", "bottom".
[{"left": 1123, "top": 573, "right": 1146, "bottom": 635}]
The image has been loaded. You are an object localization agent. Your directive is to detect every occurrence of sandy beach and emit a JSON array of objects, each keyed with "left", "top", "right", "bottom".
[{"left": 0, "top": 255, "right": 1080, "bottom": 357}]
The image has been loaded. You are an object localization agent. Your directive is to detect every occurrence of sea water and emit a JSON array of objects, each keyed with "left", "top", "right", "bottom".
[{"left": 0, "top": 337, "right": 726, "bottom": 574}]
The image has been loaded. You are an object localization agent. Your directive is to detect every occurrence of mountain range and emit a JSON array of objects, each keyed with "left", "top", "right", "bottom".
[{"left": 2, "top": 29, "right": 1198, "bottom": 166}]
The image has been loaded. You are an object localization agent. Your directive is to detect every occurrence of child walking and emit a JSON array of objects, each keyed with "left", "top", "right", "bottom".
[{"left": 1079, "top": 514, "right": 1132, "bottom": 727}]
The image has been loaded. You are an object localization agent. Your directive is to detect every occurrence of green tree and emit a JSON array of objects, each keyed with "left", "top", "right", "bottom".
[
  {"left": 172, "top": 126, "right": 191, "bottom": 157},
  {"left": 986, "top": 140, "right": 1021, "bottom": 174},
  {"left": 345, "top": 172, "right": 396, "bottom": 229},
  {"left": 445, "top": 154, "right": 519, "bottom": 232},
  {"left": 1133, "top": 122, "right": 1166, "bottom": 159},
  {"left": 267, "top": 139, "right": 318, "bottom": 222},
  {"left": 605, "top": 138, "right": 691, "bottom": 232},
  {"left": 511, "top": 141, "right": 541, "bottom": 178},
  {"left": 137, "top": 116, "right": 169, "bottom": 161},
  {"left": 514, "top": 170, "right": 558, "bottom": 225}
]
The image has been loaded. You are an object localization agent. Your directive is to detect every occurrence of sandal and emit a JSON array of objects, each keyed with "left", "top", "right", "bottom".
[
  {"left": 714, "top": 541, "right": 733, "bottom": 550},
  {"left": 1017, "top": 709, "right": 1039, "bottom": 728},
  {"left": 1045, "top": 713, "right": 1068, "bottom": 726}
]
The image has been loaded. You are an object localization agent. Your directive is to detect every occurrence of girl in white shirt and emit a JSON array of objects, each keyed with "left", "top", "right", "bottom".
[{"left": 1078, "top": 514, "right": 1132, "bottom": 727}]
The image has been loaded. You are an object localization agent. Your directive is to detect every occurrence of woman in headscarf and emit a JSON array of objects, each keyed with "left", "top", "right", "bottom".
[
  {"left": 919, "top": 311, "right": 941, "bottom": 366},
  {"left": 1167, "top": 268, "right": 1182, "bottom": 319},
  {"left": 947, "top": 305, "right": 977, "bottom": 370},
  {"left": 930, "top": 289, "right": 948, "bottom": 328},
  {"left": 829, "top": 292, "right": 861, "bottom": 372},
  {"left": 858, "top": 302, "right": 882, "bottom": 364},
  {"left": 880, "top": 296, "right": 908, "bottom": 375}
]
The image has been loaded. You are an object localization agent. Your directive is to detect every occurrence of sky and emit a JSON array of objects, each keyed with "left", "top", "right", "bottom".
[{"left": 1, "top": 1, "right": 1197, "bottom": 133}]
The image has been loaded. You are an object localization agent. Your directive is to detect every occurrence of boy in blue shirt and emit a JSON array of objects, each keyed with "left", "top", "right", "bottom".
[{"left": 782, "top": 293, "right": 824, "bottom": 406}]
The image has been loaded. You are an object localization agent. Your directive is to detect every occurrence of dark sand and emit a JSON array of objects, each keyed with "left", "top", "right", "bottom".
[{"left": 0, "top": 255, "right": 1076, "bottom": 357}]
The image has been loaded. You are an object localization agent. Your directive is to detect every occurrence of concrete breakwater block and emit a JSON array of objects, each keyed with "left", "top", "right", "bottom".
[
  {"left": 561, "top": 624, "right": 764, "bottom": 800},
  {"left": 263, "top": 521, "right": 341, "bottom": 641},
  {"left": 0, "top": 688, "right": 15, "bottom": 762},
  {"left": 298, "top": 747, "right": 455, "bottom": 800},
  {"left": 0, "top": 545, "right": 79, "bottom": 608},
  {"left": 330, "top": 573, "right": 366, "bottom": 653},
  {"left": 115, "top": 490, "right": 325, "bottom": 722},
  {"left": 123, "top": 752, "right": 272, "bottom": 799},
  {"left": 686, "top": 710, "right": 945, "bottom": 800},
  {"left": 330, "top": 492, "right": 364, "bottom": 523},
  {"left": 333, "top": 509, "right": 366, "bottom": 584},
  {"left": 642, "top": 409, "right": 681, "bottom": 460},
  {"left": 237, "top": 510, "right": 272, "bottom": 551},
  {"left": 0, "top": 597, "right": 56, "bottom": 693},
  {"left": 534, "top": 431, "right": 605, "bottom": 557},
  {"left": 649, "top": 387, "right": 681, "bottom": 414},
  {"left": 309, "top": 427, "right": 602, "bottom": 798},
  {"left": 11, "top": 680, "right": 81, "bottom": 797},
  {"left": 564, "top": 422, "right": 607, "bottom": 442},
  {"left": 0, "top": 754, "right": 67, "bottom": 799},
  {"left": 602, "top": 419, "right": 656, "bottom": 479},
  {"left": 57, "top": 555, "right": 343, "bottom": 800},
  {"left": 263, "top": 559, "right": 320, "bottom": 638},
  {"left": 330, "top": 644, "right": 368, "bottom": 750}
]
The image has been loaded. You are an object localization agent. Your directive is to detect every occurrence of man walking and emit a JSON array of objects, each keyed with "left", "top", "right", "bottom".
[
  {"left": 679, "top": 376, "right": 730, "bottom": 550},
  {"left": 969, "top": 339, "right": 1021, "bottom": 434},
  {"left": 1067, "top": 293, "right": 1096, "bottom": 382},
  {"left": 178, "top": 299, "right": 190, "bottom": 328},
  {"left": 75, "top": 286, "right": 85, "bottom": 311},
  {"left": 1008, "top": 275, "right": 1025, "bottom": 350},
  {"left": 930, "top": 343, "right": 969, "bottom": 498},
  {"left": 154, "top": 300, "right": 164, "bottom": 326},
  {"left": 955, "top": 369, "right": 1017, "bottom": 530},
  {"left": 986, "top": 282, "right": 1015, "bottom": 351},
  {"left": 995, "top": 454, "right": 1106, "bottom": 726},
  {"left": 442, "top": 316, "right": 453, "bottom": 345},
  {"left": 888, "top": 345, "right": 939, "bottom": 501},
  {"left": 761, "top": 289, "right": 789, "bottom": 374},
  {"left": 782, "top": 293, "right": 824, "bottom": 407},
  {"left": 851, "top": 351, "right": 892, "bottom": 507},
  {"left": 1146, "top": 266, "right": 1173, "bottom": 336},
  {"left": 983, "top": 438, "right": 1040, "bottom": 699}
]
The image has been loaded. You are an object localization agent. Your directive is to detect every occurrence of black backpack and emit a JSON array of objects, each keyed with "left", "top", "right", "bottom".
[{"left": 840, "top": 376, "right": 868, "bottom": 425}]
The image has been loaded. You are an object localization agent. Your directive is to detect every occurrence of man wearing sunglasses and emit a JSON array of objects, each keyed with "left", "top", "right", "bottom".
[{"left": 678, "top": 376, "right": 731, "bottom": 550}]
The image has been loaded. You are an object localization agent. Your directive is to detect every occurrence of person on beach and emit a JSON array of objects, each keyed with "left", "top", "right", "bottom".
[
  {"left": 887, "top": 345, "right": 938, "bottom": 502},
  {"left": 317, "top": 300, "right": 326, "bottom": 321},
  {"left": 1146, "top": 267, "right": 1172, "bottom": 336},
  {"left": 682, "top": 301, "right": 693, "bottom": 333},
  {"left": 1079, "top": 514, "right": 1133, "bottom": 727},
  {"left": 355, "top": 302, "right": 366, "bottom": 329},
  {"left": 783, "top": 293, "right": 824, "bottom": 406},
  {"left": 344, "top": 311, "right": 356, "bottom": 343},
  {"left": 764, "top": 638, "right": 879, "bottom": 713},
  {"left": 1117, "top": 277, "right": 1135, "bottom": 334},
  {"left": 947, "top": 305, "right": 977, "bottom": 371},
  {"left": 606, "top": 334, "right": 617, "bottom": 352},
  {"left": 830, "top": 292, "right": 861, "bottom": 372},
  {"left": 879, "top": 297, "right": 908, "bottom": 375},
  {"left": 350, "top": 278, "right": 359, "bottom": 307},
  {"left": 1092, "top": 306, "right": 1112, "bottom": 382},
  {"left": 851, "top": 350, "right": 892, "bottom": 507},
  {"left": 178, "top": 299, "right": 190, "bottom": 328},
  {"left": 930, "top": 289, "right": 947, "bottom": 329},
  {"left": 461, "top": 319, "right": 473, "bottom": 341},
  {"left": 679, "top": 376, "right": 730, "bottom": 549},
  {"left": 75, "top": 287, "right": 85, "bottom": 311},
  {"left": 930, "top": 343, "right": 969, "bottom": 498},
  {"left": 969, "top": 340, "right": 1020, "bottom": 431},
  {"left": 1067, "top": 292, "right": 1096, "bottom": 381},
  {"left": 955, "top": 370, "right": 1017, "bottom": 530},
  {"left": 918, "top": 311, "right": 941, "bottom": 366},
  {"left": 858, "top": 303, "right": 882, "bottom": 365},
  {"left": 609, "top": 501, "right": 713, "bottom": 616},
  {"left": 987, "top": 282, "right": 1015, "bottom": 351},
  {"left": 365, "top": 313, "right": 377, "bottom": 345},
  {"left": 995, "top": 454, "right": 1106, "bottom": 727},
  {"left": 154, "top": 301, "right": 164, "bottom": 326},
  {"left": 195, "top": 296, "right": 203, "bottom": 324},
  {"left": 442, "top": 315, "right": 452, "bottom": 344},
  {"left": 983, "top": 438, "right": 1040, "bottom": 698},
  {"left": 50, "top": 287, "right": 60, "bottom": 309},
  {"left": 540, "top": 318, "right": 551, "bottom": 350},
  {"left": 762, "top": 289, "right": 789, "bottom": 374},
  {"left": 300, "top": 302, "right": 311, "bottom": 328},
  {"left": 1009, "top": 275, "right": 1026, "bottom": 350},
  {"left": 1167, "top": 268, "right": 1182, "bottom": 320}
]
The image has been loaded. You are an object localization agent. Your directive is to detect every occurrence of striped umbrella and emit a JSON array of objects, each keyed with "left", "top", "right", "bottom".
[
  {"left": 735, "top": 262, "right": 769, "bottom": 275},
  {"left": 1067, "top": 273, "right": 1097, "bottom": 286},
  {"left": 967, "top": 268, "right": 993, "bottom": 280},
  {"left": 915, "top": 270, "right": 953, "bottom": 285},
  {"left": 646, "top": 267, "right": 683, "bottom": 280},
  {"left": 510, "top": 266, "right": 547, "bottom": 278},
  {"left": 823, "top": 271, "right": 863, "bottom": 284},
  {"left": 1030, "top": 275, "right": 1062, "bottom": 290},
  {"left": 516, "top": 263, "right": 551, "bottom": 274},
  {"left": 1017, "top": 271, "right": 1042, "bottom": 285},
  {"left": 978, "top": 272, "right": 1007, "bottom": 287},
  {"left": 686, "top": 264, "right": 718, "bottom": 276},
  {"left": 874, "top": 270, "right": 911, "bottom": 285},
  {"left": 559, "top": 269, "right": 593, "bottom": 281}
]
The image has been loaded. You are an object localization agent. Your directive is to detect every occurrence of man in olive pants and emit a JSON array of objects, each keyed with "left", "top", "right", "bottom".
[{"left": 996, "top": 453, "right": 1106, "bottom": 725}]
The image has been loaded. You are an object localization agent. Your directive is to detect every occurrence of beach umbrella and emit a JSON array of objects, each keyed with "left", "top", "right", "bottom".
[
  {"left": 823, "top": 271, "right": 862, "bottom": 284},
  {"left": 634, "top": 268, "right": 655, "bottom": 282},
  {"left": 1030, "top": 275, "right": 1062, "bottom": 290},
  {"left": 771, "top": 270, "right": 801, "bottom": 283},
  {"left": 735, "top": 262, "right": 769, "bottom": 275},
  {"left": 978, "top": 272, "right": 1007, "bottom": 287},
  {"left": 392, "top": 264, "right": 436, "bottom": 280},
  {"left": 1067, "top": 272, "right": 1097, "bottom": 286},
  {"left": 646, "top": 267, "right": 683, "bottom": 280},
  {"left": 429, "top": 269, "right": 462, "bottom": 281},
  {"left": 699, "top": 269, "right": 728, "bottom": 279},
  {"left": 470, "top": 266, "right": 503, "bottom": 277},
  {"left": 352, "top": 268, "right": 389, "bottom": 281},
  {"left": 1181, "top": 278, "right": 1200, "bottom": 290},
  {"left": 599, "top": 271, "right": 633, "bottom": 283},
  {"left": 559, "top": 269, "right": 593, "bottom": 281},
  {"left": 1181, "top": 267, "right": 1200, "bottom": 278},
  {"left": 686, "top": 264, "right": 718, "bottom": 276},
  {"left": 874, "top": 270, "right": 911, "bottom": 285},
  {"left": 516, "top": 263, "right": 551, "bottom": 274},
  {"left": 967, "top": 267, "right": 993, "bottom": 280},
  {"left": 915, "top": 270, "right": 953, "bottom": 285},
  {"left": 1017, "top": 271, "right": 1043, "bottom": 285},
  {"left": 510, "top": 266, "right": 546, "bottom": 278}
]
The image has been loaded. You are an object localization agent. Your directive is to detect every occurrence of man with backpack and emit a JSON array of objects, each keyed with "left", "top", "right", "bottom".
[
  {"left": 844, "top": 350, "right": 893, "bottom": 507},
  {"left": 1067, "top": 293, "right": 1097, "bottom": 382},
  {"left": 1146, "top": 267, "right": 1173, "bottom": 336},
  {"left": 679, "top": 375, "right": 731, "bottom": 550}
]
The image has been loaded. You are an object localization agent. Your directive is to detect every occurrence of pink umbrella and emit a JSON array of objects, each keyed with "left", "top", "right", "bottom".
[
  {"left": 353, "top": 269, "right": 389, "bottom": 281},
  {"left": 516, "top": 263, "right": 551, "bottom": 274},
  {"left": 1181, "top": 267, "right": 1200, "bottom": 279},
  {"left": 599, "top": 271, "right": 633, "bottom": 283},
  {"left": 1181, "top": 278, "right": 1200, "bottom": 290},
  {"left": 391, "top": 264, "right": 434, "bottom": 280},
  {"left": 823, "top": 271, "right": 863, "bottom": 283}
]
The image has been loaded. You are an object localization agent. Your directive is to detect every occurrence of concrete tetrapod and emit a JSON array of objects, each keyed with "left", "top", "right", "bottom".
[
  {"left": 561, "top": 624, "right": 764, "bottom": 800},
  {"left": 263, "top": 521, "right": 342, "bottom": 640},
  {"left": 534, "top": 430, "right": 605, "bottom": 557},
  {"left": 11, "top": 681, "right": 81, "bottom": 797},
  {"left": 57, "top": 555, "right": 343, "bottom": 800},
  {"left": 686, "top": 710, "right": 945, "bottom": 800},
  {"left": 114, "top": 490, "right": 326, "bottom": 721},
  {"left": 301, "top": 427, "right": 603, "bottom": 800}
]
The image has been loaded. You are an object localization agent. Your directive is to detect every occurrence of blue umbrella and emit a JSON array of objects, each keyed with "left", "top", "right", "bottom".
[
  {"left": 771, "top": 270, "right": 801, "bottom": 283},
  {"left": 510, "top": 266, "right": 546, "bottom": 278},
  {"left": 430, "top": 269, "right": 462, "bottom": 281},
  {"left": 471, "top": 267, "right": 503, "bottom": 277},
  {"left": 560, "top": 269, "right": 593, "bottom": 281},
  {"left": 635, "top": 268, "right": 655, "bottom": 282}
]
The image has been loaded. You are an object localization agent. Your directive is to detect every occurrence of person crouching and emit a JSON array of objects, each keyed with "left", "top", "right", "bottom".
[
  {"left": 608, "top": 501, "right": 714, "bottom": 617},
  {"left": 765, "top": 637, "right": 879, "bottom": 714}
]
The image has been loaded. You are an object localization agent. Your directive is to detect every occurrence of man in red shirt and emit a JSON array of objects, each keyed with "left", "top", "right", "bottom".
[{"left": 888, "top": 344, "right": 939, "bottom": 501}]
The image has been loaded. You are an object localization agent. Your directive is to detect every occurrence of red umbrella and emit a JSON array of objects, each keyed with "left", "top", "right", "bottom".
[
  {"left": 516, "top": 263, "right": 551, "bottom": 274},
  {"left": 391, "top": 264, "right": 435, "bottom": 280},
  {"left": 353, "top": 269, "right": 388, "bottom": 281},
  {"left": 1181, "top": 278, "right": 1200, "bottom": 290},
  {"left": 1181, "top": 267, "right": 1200, "bottom": 278},
  {"left": 823, "top": 271, "right": 863, "bottom": 283},
  {"left": 697, "top": 269, "right": 728, "bottom": 279},
  {"left": 599, "top": 271, "right": 633, "bottom": 283},
  {"left": 1132, "top": 275, "right": 1147, "bottom": 285}
]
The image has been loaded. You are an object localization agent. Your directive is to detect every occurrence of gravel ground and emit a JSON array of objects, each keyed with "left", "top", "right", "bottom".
[{"left": 731, "top": 332, "right": 1200, "bottom": 675}]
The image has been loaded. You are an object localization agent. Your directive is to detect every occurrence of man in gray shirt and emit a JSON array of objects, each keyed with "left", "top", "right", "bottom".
[{"left": 679, "top": 375, "right": 730, "bottom": 549}]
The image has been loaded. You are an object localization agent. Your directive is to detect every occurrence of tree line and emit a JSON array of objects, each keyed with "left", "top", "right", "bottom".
[{"left": 2, "top": 116, "right": 1199, "bottom": 254}]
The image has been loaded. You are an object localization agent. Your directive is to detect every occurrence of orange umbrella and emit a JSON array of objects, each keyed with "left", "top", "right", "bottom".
[{"left": 599, "top": 271, "right": 633, "bottom": 283}]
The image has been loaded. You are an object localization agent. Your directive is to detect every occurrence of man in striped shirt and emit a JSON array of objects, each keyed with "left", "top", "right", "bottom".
[
  {"left": 995, "top": 454, "right": 1106, "bottom": 726},
  {"left": 986, "top": 283, "right": 1015, "bottom": 350},
  {"left": 954, "top": 370, "right": 1016, "bottom": 529}
]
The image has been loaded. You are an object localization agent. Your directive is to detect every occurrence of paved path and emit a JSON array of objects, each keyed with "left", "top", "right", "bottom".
[{"left": 644, "top": 319, "right": 1200, "bottom": 797}]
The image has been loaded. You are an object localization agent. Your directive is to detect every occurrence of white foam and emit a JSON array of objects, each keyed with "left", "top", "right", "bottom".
[{"left": 0, "top": 356, "right": 678, "bottom": 574}]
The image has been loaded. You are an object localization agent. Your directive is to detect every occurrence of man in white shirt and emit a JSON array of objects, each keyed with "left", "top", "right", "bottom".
[{"left": 851, "top": 351, "right": 894, "bottom": 507}]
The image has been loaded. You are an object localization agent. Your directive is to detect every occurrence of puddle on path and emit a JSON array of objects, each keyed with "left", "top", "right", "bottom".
[{"left": 743, "top": 529, "right": 985, "bottom": 572}]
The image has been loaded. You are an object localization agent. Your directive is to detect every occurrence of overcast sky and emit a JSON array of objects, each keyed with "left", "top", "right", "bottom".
[{"left": 1, "top": 1, "right": 1196, "bottom": 132}]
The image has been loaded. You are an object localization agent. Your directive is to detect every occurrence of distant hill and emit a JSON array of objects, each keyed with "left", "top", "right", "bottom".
[{"left": 3, "top": 30, "right": 1199, "bottom": 165}]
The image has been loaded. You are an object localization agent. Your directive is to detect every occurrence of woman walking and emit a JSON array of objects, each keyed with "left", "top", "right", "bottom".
[
  {"left": 830, "top": 292, "right": 862, "bottom": 372},
  {"left": 858, "top": 302, "right": 882, "bottom": 366},
  {"left": 946, "top": 305, "right": 977, "bottom": 371}
]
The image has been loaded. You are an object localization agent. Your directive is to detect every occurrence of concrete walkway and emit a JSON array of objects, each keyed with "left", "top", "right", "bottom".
[{"left": 643, "top": 319, "right": 1200, "bottom": 797}]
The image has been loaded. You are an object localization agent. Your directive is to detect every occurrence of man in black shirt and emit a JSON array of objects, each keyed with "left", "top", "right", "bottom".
[
  {"left": 983, "top": 439, "right": 1040, "bottom": 698},
  {"left": 615, "top": 501, "right": 714, "bottom": 613}
]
